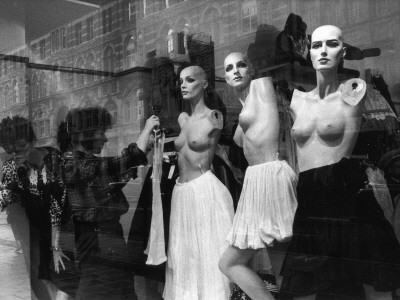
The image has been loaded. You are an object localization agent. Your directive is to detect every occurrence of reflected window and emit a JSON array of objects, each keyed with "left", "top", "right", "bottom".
[
  {"left": 76, "top": 58, "right": 85, "bottom": 86},
  {"left": 102, "top": 7, "right": 113, "bottom": 33},
  {"left": 39, "top": 72, "right": 47, "bottom": 98},
  {"left": 51, "top": 29, "right": 60, "bottom": 52},
  {"left": 129, "top": 1, "right": 137, "bottom": 22},
  {"left": 40, "top": 39, "right": 46, "bottom": 60},
  {"left": 5, "top": 86, "right": 10, "bottom": 108},
  {"left": 61, "top": 28, "right": 67, "bottom": 49},
  {"left": 12, "top": 79, "right": 19, "bottom": 104},
  {"left": 32, "top": 74, "right": 39, "bottom": 100},
  {"left": 87, "top": 54, "right": 95, "bottom": 83},
  {"left": 0, "top": 87, "right": 3, "bottom": 108},
  {"left": 3, "top": 61, "right": 8, "bottom": 76},
  {"left": 87, "top": 17, "right": 94, "bottom": 41},
  {"left": 202, "top": 8, "right": 220, "bottom": 45},
  {"left": 169, "top": 0, "right": 184, "bottom": 6},
  {"left": 167, "top": 29, "right": 174, "bottom": 53},
  {"left": 104, "top": 47, "right": 115, "bottom": 72},
  {"left": 125, "top": 35, "right": 137, "bottom": 68},
  {"left": 122, "top": 0, "right": 130, "bottom": 23},
  {"left": 75, "top": 22, "right": 83, "bottom": 45},
  {"left": 242, "top": 0, "right": 258, "bottom": 33},
  {"left": 34, "top": 108, "right": 50, "bottom": 138},
  {"left": 123, "top": 100, "right": 136, "bottom": 123}
]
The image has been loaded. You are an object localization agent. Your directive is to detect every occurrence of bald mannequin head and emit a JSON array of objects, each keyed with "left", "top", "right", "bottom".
[
  {"left": 180, "top": 66, "right": 208, "bottom": 101},
  {"left": 312, "top": 25, "right": 344, "bottom": 43},
  {"left": 310, "top": 25, "right": 346, "bottom": 71},
  {"left": 224, "top": 52, "right": 253, "bottom": 91}
]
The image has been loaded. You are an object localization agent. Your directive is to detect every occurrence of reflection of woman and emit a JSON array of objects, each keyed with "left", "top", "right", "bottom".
[
  {"left": 57, "top": 107, "right": 159, "bottom": 299},
  {"left": 0, "top": 116, "right": 65, "bottom": 300},
  {"left": 280, "top": 25, "right": 400, "bottom": 299},
  {"left": 219, "top": 52, "right": 298, "bottom": 300},
  {"left": 164, "top": 66, "right": 234, "bottom": 299}
]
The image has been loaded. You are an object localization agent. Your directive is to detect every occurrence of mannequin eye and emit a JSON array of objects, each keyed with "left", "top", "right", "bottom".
[
  {"left": 225, "top": 65, "right": 233, "bottom": 72},
  {"left": 311, "top": 42, "right": 321, "bottom": 49},
  {"left": 237, "top": 62, "right": 247, "bottom": 68},
  {"left": 327, "top": 40, "right": 339, "bottom": 47}
]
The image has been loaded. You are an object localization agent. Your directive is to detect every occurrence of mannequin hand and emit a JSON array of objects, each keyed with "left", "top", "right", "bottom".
[
  {"left": 53, "top": 248, "right": 70, "bottom": 274},
  {"left": 143, "top": 115, "right": 160, "bottom": 133}
]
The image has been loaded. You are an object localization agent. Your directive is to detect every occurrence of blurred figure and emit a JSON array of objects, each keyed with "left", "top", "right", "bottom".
[
  {"left": 0, "top": 115, "right": 66, "bottom": 300},
  {"left": 56, "top": 106, "right": 159, "bottom": 300}
]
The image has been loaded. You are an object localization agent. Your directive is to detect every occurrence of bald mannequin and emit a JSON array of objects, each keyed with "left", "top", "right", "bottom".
[
  {"left": 290, "top": 24, "right": 364, "bottom": 172},
  {"left": 164, "top": 66, "right": 234, "bottom": 299},
  {"left": 224, "top": 52, "right": 279, "bottom": 165},
  {"left": 174, "top": 65, "right": 223, "bottom": 182},
  {"left": 219, "top": 52, "right": 298, "bottom": 300},
  {"left": 281, "top": 25, "right": 400, "bottom": 300}
]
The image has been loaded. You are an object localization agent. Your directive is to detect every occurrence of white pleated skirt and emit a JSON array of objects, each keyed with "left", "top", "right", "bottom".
[
  {"left": 164, "top": 171, "right": 234, "bottom": 300},
  {"left": 226, "top": 160, "right": 298, "bottom": 249}
]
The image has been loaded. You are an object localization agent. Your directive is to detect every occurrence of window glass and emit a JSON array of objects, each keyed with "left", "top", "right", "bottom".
[{"left": 0, "top": 1, "right": 400, "bottom": 299}]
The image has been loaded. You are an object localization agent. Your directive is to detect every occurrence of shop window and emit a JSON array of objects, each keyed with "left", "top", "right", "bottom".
[
  {"left": 87, "top": 17, "right": 94, "bottom": 41},
  {"left": 242, "top": 0, "right": 258, "bottom": 33}
]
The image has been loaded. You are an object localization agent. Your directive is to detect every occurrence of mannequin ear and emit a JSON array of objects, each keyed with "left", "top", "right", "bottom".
[
  {"left": 203, "top": 80, "right": 208, "bottom": 89},
  {"left": 342, "top": 47, "right": 347, "bottom": 59}
]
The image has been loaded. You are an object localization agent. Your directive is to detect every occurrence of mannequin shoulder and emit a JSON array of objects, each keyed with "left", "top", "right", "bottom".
[
  {"left": 339, "top": 78, "right": 367, "bottom": 106},
  {"left": 208, "top": 109, "right": 223, "bottom": 130},
  {"left": 249, "top": 77, "right": 275, "bottom": 103},
  {"left": 178, "top": 112, "right": 190, "bottom": 127}
]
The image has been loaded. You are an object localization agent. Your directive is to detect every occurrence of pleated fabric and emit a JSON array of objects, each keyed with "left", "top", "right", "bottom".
[
  {"left": 227, "top": 160, "right": 298, "bottom": 249},
  {"left": 164, "top": 170, "right": 234, "bottom": 300}
]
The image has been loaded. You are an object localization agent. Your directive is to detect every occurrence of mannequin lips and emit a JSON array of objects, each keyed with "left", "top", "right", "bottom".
[
  {"left": 318, "top": 58, "right": 329, "bottom": 62},
  {"left": 233, "top": 76, "right": 243, "bottom": 81}
]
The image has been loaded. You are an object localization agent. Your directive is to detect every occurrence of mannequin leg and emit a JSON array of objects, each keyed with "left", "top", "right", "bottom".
[{"left": 219, "top": 245, "right": 275, "bottom": 300}]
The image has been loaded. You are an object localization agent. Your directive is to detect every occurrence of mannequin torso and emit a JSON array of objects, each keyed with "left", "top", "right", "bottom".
[
  {"left": 234, "top": 77, "right": 279, "bottom": 166},
  {"left": 175, "top": 108, "right": 223, "bottom": 182},
  {"left": 291, "top": 84, "right": 365, "bottom": 172}
]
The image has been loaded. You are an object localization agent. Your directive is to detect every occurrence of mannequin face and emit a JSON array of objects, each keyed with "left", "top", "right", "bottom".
[
  {"left": 180, "top": 66, "right": 207, "bottom": 101},
  {"left": 224, "top": 52, "right": 252, "bottom": 91},
  {"left": 310, "top": 25, "right": 345, "bottom": 71}
]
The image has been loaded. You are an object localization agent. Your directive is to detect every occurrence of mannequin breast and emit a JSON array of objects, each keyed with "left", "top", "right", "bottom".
[
  {"left": 291, "top": 89, "right": 363, "bottom": 172},
  {"left": 236, "top": 78, "right": 280, "bottom": 165},
  {"left": 174, "top": 111, "right": 220, "bottom": 182}
]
